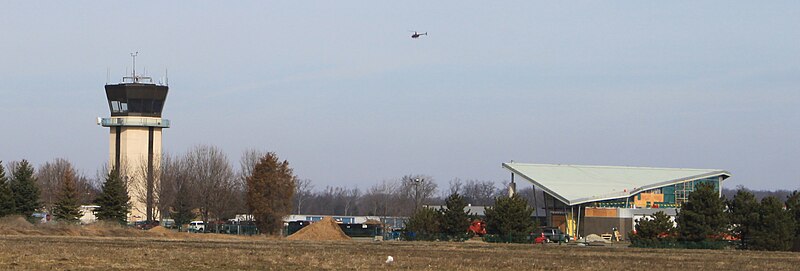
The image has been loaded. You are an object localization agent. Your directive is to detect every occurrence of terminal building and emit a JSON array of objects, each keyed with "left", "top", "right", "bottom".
[{"left": 503, "top": 162, "right": 731, "bottom": 239}]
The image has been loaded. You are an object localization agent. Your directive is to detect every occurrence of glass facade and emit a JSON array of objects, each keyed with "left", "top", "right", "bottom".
[
  {"left": 588, "top": 175, "right": 722, "bottom": 208},
  {"left": 105, "top": 83, "right": 168, "bottom": 117}
]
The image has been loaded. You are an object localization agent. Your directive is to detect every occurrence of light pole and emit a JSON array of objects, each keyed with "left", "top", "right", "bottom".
[{"left": 413, "top": 178, "right": 424, "bottom": 211}]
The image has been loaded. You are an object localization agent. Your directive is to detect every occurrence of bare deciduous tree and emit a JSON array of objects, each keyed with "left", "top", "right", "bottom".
[
  {"left": 342, "top": 187, "right": 361, "bottom": 216},
  {"left": 398, "top": 174, "right": 438, "bottom": 216},
  {"left": 443, "top": 178, "right": 463, "bottom": 199},
  {"left": 293, "top": 178, "right": 313, "bottom": 214},
  {"left": 185, "top": 145, "right": 237, "bottom": 226},
  {"left": 360, "top": 181, "right": 391, "bottom": 216},
  {"left": 36, "top": 158, "right": 97, "bottom": 210},
  {"left": 157, "top": 153, "right": 184, "bottom": 220},
  {"left": 463, "top": 179, "right": 499, "bottom": 206},
  {"left": 129, "top": 155, "right": 162, "bottom": 221}
]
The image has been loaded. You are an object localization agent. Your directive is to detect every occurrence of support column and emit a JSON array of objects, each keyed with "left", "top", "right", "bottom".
[
  {"left": 114, "top": 126, "right": 121, "bottom": 168},
  {"left": 146, "top": 127, "right": 154, "bottom": 222}
]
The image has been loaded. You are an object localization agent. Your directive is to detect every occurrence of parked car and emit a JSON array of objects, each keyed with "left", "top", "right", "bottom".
[
  {"left": 134, "top": 220, "right": 160, "bottom": 230},
  {"left": 188, "top": 221, "right": 204, "bottom": 233},
  {"left": 160, "top": 219, "right": 176, "bottom": 229},
  {"left": 532, "top": 227, "right": 570, "bottom": 243}
]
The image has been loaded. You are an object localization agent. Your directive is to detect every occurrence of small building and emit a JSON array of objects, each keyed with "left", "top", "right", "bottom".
[{"left": 503, "top": 162, "right": 731, "bottom": 239}]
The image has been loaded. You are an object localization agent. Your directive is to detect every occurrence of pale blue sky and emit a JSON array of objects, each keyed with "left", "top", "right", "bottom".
[{"left": 1, "top": 1, "right": 798, "bottom": 190}]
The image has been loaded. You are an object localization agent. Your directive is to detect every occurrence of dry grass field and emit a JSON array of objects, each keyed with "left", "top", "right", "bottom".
[{"left": 1, "top": 234, "right": 799, "bottom": 270}]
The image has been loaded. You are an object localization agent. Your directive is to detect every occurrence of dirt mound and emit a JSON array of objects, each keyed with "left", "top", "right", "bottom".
[
  {"left": 582, "top": 234, "right": 612, "bottom": 243},
  {"left": 147, "top": 226, "right": 177, "bottom": 237},
  {"left": 0, "top": 217, "right": 251, "bottom": 240},
  {"left": 364, "top": 219, "right": 382, "bottom": 225},
  {"left": 286, "top": 217, "right": 351, "bottom": 241},
  {"left": 0, "top": 216, "right": 34, "bottom": 229},
  {"left": 0, "top": 216, "right": 39, "bottom": 235},
  {"left": 0, "top": 218, "right": 154, "bottom": 238}
]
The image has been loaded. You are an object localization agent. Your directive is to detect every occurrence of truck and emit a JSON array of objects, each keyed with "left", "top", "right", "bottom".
[
  {"left": 532, "top": 227, "right": 570, "bottom": 243},
  {"left": 188, "top": 221, "right": 204, "bottom": 233}
]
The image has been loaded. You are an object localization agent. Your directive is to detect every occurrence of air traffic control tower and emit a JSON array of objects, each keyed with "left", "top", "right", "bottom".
[{"left": 99, "top": 53, "right": 169, "bottom": 222}]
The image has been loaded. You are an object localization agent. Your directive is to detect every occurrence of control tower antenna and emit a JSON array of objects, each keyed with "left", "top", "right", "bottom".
[{"left": 131, "top": 51, "right": 139, "bottom": 82}]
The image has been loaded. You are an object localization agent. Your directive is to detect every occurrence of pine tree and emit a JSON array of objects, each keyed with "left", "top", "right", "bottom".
[
  {"left": 439, "top": 192, "right": 471, "bottom": 238},
  {"left": 727, "top": 188, "right": 760, "bottom": 249},
  {"left": 634, "top": 211, "right": 675, "bottom": 240},
  {"left": 94, "top": 168, "right": 130, "bottom": 225},
  {"left": 405, "top": 207, "right": 441, "bottom": 240},
  {"left": 484, "top": 194, "right": 535, "bottom": 237},
  {"left": 51, "top": 167, "right": 82, "bottom": 223},
  {"left": 171, "top": 182, "right": 194, "bottom": 230},
  {"left": 676, "top": 182, "right": 727, "bottom": 242},
  {"left": 10, "top": 160, "right": 40, "bottom": 219},
  {"left": 786, "top": 191, "right": 800, "bottom": 251},
  {"left": 246, "top": 152, "right": 295, "bottom": 235},
  {"left": 0, "top": 162, "right": 15, "bottom": 217},
  {"left": 749, "top": 196, "right": 795, "bottom": 251}
]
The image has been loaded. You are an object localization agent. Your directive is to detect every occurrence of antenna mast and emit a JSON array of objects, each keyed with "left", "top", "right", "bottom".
[{"left": 131, "top": 51, "right": 139, "bottom": 83}]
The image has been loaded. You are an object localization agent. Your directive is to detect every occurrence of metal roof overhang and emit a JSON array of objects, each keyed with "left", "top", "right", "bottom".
[{"left": 503, "top": 163, "right": 731, "bottom": 206}]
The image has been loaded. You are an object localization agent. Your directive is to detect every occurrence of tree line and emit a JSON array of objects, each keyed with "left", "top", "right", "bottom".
[
  {"left": 6, "top": 149, "right": 797, "bottom": 245},
  {"left": 0, "top": 146, "right": 511, "bottom": 234},
  {"left": 633, "top": 183, "right": 800, "bottom": 251},
  {"left": 0, "top": 146, "right": 298, "bottom": 234},
  {"left": 404, "top": 190, "right": 537, "bottom": 242}
]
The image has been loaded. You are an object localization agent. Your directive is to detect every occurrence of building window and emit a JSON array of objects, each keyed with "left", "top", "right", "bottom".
[{"left": 334, "top": 217, "right": 355, "bottom": 223}]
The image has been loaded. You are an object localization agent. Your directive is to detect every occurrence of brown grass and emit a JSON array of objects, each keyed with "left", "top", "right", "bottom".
[
  {"left": 0, "top": 216, "right": 250, "bottom": 240},
  {"left": 0, "top": 218, "right": 797, "bottom": 270},
  {"left": 0, "top": 234, "right": 798, "bottom": 270}
]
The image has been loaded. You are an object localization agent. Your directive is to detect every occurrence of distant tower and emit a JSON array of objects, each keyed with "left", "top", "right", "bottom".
[{"left": 99, "top": 52, "right": 169, "bottom": 222}]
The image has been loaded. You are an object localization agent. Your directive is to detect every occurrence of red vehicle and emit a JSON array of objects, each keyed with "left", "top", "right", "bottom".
[{"left": 468, "top": 220, "right": 487, "bottom": 236}]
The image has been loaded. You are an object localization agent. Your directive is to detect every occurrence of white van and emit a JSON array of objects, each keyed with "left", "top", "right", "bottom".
[{"left": 189, "top": 221, "right": 204, "bottom": 233}]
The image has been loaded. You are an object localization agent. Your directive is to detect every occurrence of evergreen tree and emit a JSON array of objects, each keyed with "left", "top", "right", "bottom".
[
  {"left": 0, "top": 162, "right": 15, "bottom": 217},
  {"left": 51, "top": 167, "right": 82, "bottom": 223},
  {"left": 749, "top": 196, "right": 795, "bottom": 251},
  {"left": 727, "top": 188, "right": 760, "bottom": 249},
  {"left": 94, "top": 168, "right": 130, "bottom": 225},
  {"left": 439, "top": 192, "right": 471, "bottom": 238},
  {"left": 405, "top": 207, "right": 441, "bottom": 240},
  {"left": 634, "top": 211, "right": 675, "bottom": 241},
  {"left": 171, "top": 182, "right": 194, "bottom": 230},
  {"left": 786, "top": 191, "right": 800, "bottom": 251},
  {"left": 676, "top": 182, "right": 727, "bottom": 242},
  {"left": 10, "top": 160, "right": 40, "bottom": 219},
  {"left": 246, "top": 152, "right": 295, "bottom": 235},
  {"left": 484, "top": 194, "right": 535, "bottom": 237}
]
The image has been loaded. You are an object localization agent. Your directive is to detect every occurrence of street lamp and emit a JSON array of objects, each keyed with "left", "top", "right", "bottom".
[{"left": 413, "top": 178, "right": 424, "bottom": 211}]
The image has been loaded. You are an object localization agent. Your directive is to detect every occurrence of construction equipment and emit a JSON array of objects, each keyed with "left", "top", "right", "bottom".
[{"left": 468, "top": 220, "right": 487, "bottom": 236}]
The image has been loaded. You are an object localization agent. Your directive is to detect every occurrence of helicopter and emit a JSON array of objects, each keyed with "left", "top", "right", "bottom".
[{"left": 410, "top": 31, "right": 428, "bottom": 39}]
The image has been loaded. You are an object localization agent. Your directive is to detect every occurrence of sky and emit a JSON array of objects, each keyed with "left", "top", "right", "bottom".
[{"left": 1, "top": 1, "right": 798, "bottom": 191}]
